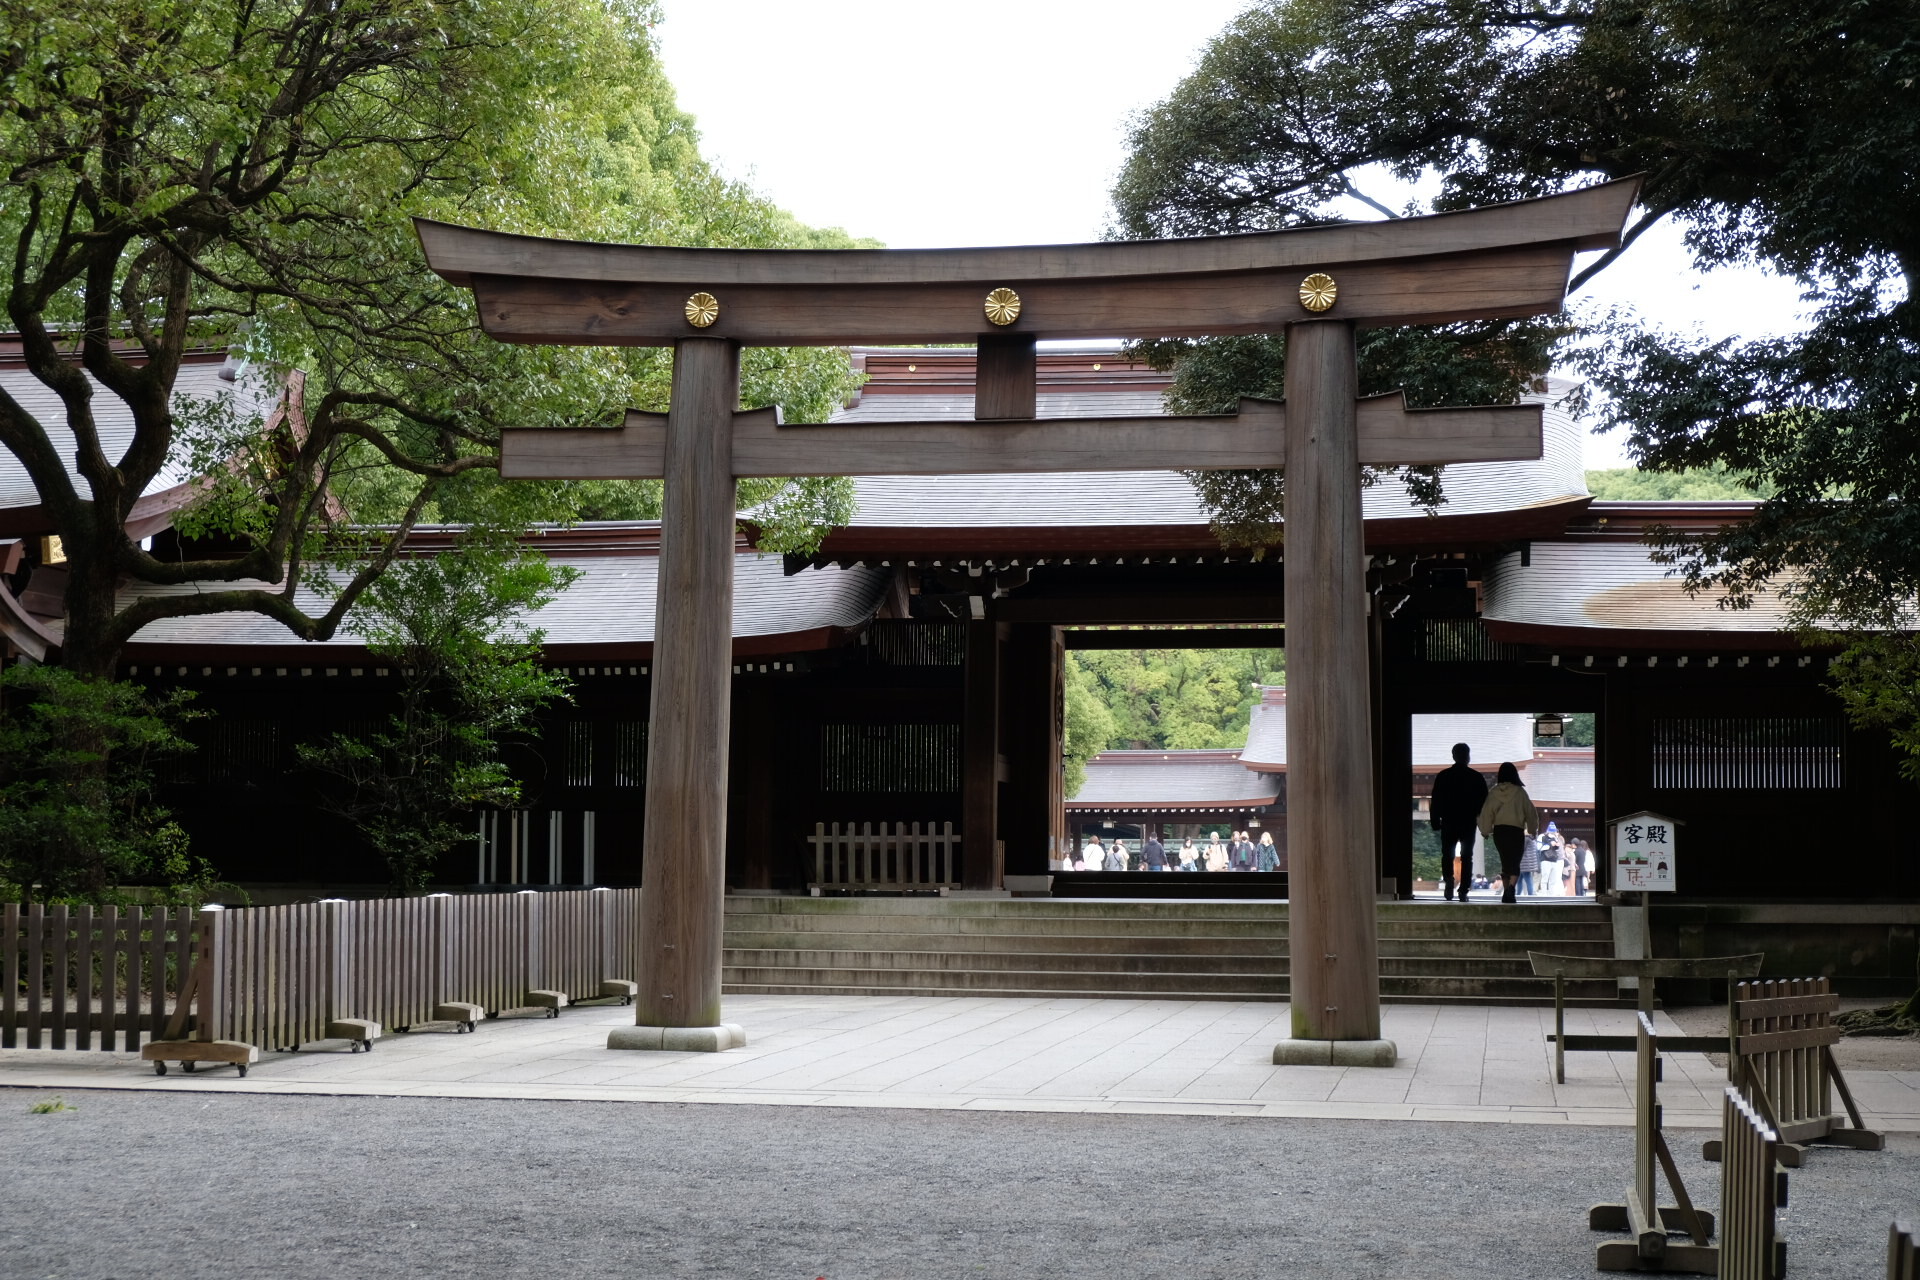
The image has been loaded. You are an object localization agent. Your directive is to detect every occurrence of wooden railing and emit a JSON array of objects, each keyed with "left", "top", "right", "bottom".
[
  {"left": 1, "top": 904, "right": 198, "bottom": 1050},
  {"left": 1719, "top": 1084, "right": 1789, "bottom": 1280},
  {"left": 1704, "top": 976, "right": 1884, "bottom": 1163},
  {"left": 808, "top": 821, "right": 959, "bottom": 894},
  {"left": 3, "top": 889, "right": 641, "bottom": 1054}
]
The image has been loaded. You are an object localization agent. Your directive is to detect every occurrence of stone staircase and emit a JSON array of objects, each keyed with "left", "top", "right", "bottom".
[{"left": 721, "top": 897, "right": 1623, "bottom": 1006}]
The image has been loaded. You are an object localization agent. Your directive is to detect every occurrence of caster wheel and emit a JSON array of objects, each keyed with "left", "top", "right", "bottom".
[
  {"left": 486, "top": 1011, "right": 498, "bottom": 1020},
  {"left": 183, "top": 1061, "right": 196, "bottom": 1073},
  {"left": 362, "top": 1040, "right": 373, "bottom": 1052},
  {"left": 463, "top": 1022, "right": 476, "bottom": 1033},
  {"left": 154, "top": 1062, "right": 167, "bottom": 1076},
  {"left": 237, "top": 1065, "right": 248, "bottom": 1078},
  {"left": 396, "top": 1026, "right": 410, "bottom": 1034}
]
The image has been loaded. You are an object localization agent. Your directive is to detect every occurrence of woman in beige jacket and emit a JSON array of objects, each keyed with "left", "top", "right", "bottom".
[{"left": 1476, "top": 761, "right": 1540, "bottom": 905}]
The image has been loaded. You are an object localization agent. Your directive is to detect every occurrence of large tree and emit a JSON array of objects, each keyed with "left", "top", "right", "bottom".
[
  {"left": 1111, "top": 0, "right": 1918, "bottom": 568},
  {"left": 0, "top": 0, "right": 864, "bottom": 680}
]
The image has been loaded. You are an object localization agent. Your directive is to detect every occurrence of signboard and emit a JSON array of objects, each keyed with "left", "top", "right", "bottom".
[{"left": 1612, "top": 812, "right": 1677, "bottom": 893}]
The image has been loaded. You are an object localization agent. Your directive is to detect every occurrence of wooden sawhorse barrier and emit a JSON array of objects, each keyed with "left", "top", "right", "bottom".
[
  {"left": 1703, "top": 977, "right": 1885, "bottom": 1166},
  {"left": 1718, "top": 1084, "right": 1790, "bottom": 1280},
  {"left": 1529, "top": 952, "right": 1763, "bottom": 1084},
  {"left": 1891, "top": 1218, "right": 1919, "bottom": 1279},
  {"left": 1592, "top": 1012, "right": 1718, "bottom": 1273}
]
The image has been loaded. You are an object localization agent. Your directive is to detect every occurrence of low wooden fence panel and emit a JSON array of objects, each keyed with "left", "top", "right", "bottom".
[
  {"left": 4, "top": 889, "right": 643, "bottom": 1055},
  {"left": 1892, "top": 1219, "right": 1919, "bottom": 1280},
  {"left": 1719, "top": 1084, "right": 1788, "bottom": 1280},
  {"left": 808, "top": 821, "right": 960, "bottom": 893},
  {"left": 1, "top": 904, "right": 197, "bottom": 1050},
  {"left": 1705, "top": 976, "right": 1884, "bottom": 1162}
]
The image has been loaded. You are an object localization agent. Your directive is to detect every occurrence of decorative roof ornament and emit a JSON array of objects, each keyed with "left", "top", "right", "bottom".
[{"left": 1299, "top": 272, "right": 1338, "bottom": 313}]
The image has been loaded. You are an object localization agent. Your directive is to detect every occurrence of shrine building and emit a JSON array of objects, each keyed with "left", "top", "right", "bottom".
[{"left": 3, "top": 343, "right": 1914, "bottom": 1001}]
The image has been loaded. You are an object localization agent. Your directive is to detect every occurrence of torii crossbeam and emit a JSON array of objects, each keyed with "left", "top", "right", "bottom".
[{"left": 417, "top": 178, "right": 1638, "bottom": 1059}]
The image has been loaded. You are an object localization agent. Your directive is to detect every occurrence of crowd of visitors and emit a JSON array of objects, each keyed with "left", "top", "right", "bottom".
[
  {"left": 1057, "top": 830, "right": 1286, "bottom": 873},
  {"left": 1431, "top": 741, "right": 1594, "bottom": 903}
]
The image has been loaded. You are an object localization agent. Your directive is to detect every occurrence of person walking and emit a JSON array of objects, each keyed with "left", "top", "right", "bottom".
[
  {"left": 1255, "top": 831, "right": 1281, "bottom": 873},
  {"left": 1178, "top": 837, "right": 1199, "bottom": 872},
  {"left": 1143, "top": 832, "right": 1168, "bottom": 871},
  {"left": 1477, "top": 762, "right": 1540, "bottom": 905},
  {"left": 1573, "top": 838, "right": 1594, "bottom": 896},
  {"left": 1539, "top": 832, "right": 1565, "bottom": 896},
  {"left": 1205, "top": 835, "right": 1229, "bottom": 872},
  {"left": 1079, "top": 836, "right": 1104, "bottom": 872},
  {"left": 1105, "top": 839, "right": 1129, "bottom": 871},
  {"left": 1427, "top": 742, "right": 1489, "bottom": 902},
  {"left": 1230, "top": 831, "right": 1255, "bottom": 872}
]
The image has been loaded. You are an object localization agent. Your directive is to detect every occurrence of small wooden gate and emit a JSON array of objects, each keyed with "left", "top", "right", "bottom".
[{"left": 0, "top": 904, "right": 197, "bottom": 1050}]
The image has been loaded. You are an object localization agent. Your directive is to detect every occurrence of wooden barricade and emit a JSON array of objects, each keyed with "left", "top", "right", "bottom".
[
  {"left": 4, "top": 889, "right": 645, "bottom": 1061},
  {"left": 0, "top": 903, "right": 197, "bottom": 1050},
  {"left": 1718, "top": 1084, "right": 1789, "bottom": 1280},
  {"left": 1529, "top": 951, "right": 1763, "bottom": 1084},
  {"left": 1592, "top": 1012, "right": 1719, "bottom": 1274},
  {"left": 1703, "top": 976, "right": 1884, "bottom": 1165},
  {"left": 1891, "top": 1219, "right": 1919, "bottom": 1280},
  {"left": 808, "top": 821, "right": 960, "bottom": 894}
]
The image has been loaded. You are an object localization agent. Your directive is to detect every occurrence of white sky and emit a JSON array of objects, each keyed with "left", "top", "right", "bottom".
[{"left": 656, "top": 1, "right": 1810, "bottom": 470}]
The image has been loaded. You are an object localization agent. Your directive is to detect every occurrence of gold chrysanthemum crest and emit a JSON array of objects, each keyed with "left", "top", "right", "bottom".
[
  {"left": 684, "top": 291, "right": 720, "bottom": 328},
  {"left": 1298, "top": 273, "right": 1338, "bottom": 313},
  {"left": 983, "top": 287, "right": 1022, "bottom": 326}
]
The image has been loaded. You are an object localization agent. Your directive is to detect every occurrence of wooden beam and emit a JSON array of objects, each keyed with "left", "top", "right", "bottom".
[
  {"left": 417, "top": 179, "right": 1638, "bottom": 288},
  {"left": 975, "top": 333, "right": 1036, "bottom": 420},
  {"left": 464, "top": 246, "right": 1576, "bottom": 345},
  {"left": 1062, "top": 626, "right": 1287, "bottom": 649},
  {"left": 962, "top": 620, "right": 1005, "bottom": 890},
  {"left": 1282, "top": 319, "right": 1382, "bottom": 1044},
  {"left": 498, "top": 395, "right": 1541, "bottom": 480},
  {"left": 634, "top": 338, "right": 737, "bottom": 1031}
]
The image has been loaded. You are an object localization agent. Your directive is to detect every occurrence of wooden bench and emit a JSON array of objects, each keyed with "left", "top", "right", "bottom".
[
  {"left": 1528, "top": 952, "right": 1764, "bottom": 1083},
  {"left": 1702, "top": 977, "right": 1883, "bottom": 1165}
]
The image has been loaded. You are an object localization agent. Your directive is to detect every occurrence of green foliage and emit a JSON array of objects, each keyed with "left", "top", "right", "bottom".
[
  {"left": 0, "top": 666, "right": 225, "bottom": 906},
  {"left": 1824, "top": 634, "right": 1920, "bottom": 789},
  {"left": 1111, "top": 0, "right": 1920, "bottom": 584},
  {"left": 0, "top": 0, "right": 866, "bottom": 676},
  {"left": 1584, "top": 468, "right": 1773, "bottom": 502},
  {"left": 26, "top": 1097, "right": 76, "bottom": 1114},
  {"left": 1062, "top": 659, "right": 1117, "bottom": 798},
  {"left": 1411, "top": 822, "right": 1443, "bottom": 883},
  {"left": 1069, "top": 649, "right": 1285, "bottom": 751},
  {"left": 297, "top": 537, "right": 575, "bottom": 893}
]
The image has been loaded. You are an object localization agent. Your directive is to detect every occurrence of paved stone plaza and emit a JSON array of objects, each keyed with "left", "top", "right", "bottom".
[{"left": 4, "top": 994, "right": 1918, "bottom": 1130}]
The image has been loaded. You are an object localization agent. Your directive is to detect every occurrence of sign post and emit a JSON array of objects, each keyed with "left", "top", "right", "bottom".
[{"left": 1608, "top": 809, "right": 1682, "bottom": 1010}]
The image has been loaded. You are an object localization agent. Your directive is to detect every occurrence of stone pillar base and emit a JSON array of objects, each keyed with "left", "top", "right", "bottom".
[
  {"left": 1272, "top": 1038, "right": 1397, "bottom": 1068},
  {"left": 608, "top": 1023, "right": 747, "bottom": 1053}
]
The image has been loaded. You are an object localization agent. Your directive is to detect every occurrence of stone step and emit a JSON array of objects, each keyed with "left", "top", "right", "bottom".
[
  {"left": 723, "top": 913, "right": 1292, "bottom": 940},
  {"left": 720, "top": 983, "right": 1622, "bottom": 1007},
  {"left": 722, "top": 964, "right": 1285, "bottom": 996},
  {"left": 723, "top": 947, "right": 1620, "bottom": 984},
  {"left": 724, "top": 931, "right": 1286, "bottom": 956},
  {"left": 725, "top": 948, "right": 1283, "bottom": 976},
  {"left": 722, "top": 932, "right": 1610, "bottom": 962}
]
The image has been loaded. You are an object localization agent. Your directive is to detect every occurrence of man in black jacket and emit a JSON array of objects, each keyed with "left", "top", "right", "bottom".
[{"left": 1429, "top": 742, "right": 1489, "bottom": 902}]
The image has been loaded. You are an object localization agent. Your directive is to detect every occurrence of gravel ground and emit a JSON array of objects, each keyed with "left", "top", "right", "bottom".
[{"left": 2, "top": 1087, "right": 1914, "bottom": 1280}]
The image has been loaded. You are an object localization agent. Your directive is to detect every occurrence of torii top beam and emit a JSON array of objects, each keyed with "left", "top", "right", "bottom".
[{"left": 414, "top": 179, "right": 1639, "bottom": 347}]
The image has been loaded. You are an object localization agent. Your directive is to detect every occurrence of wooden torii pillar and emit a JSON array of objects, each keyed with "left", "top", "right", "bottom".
[{"left": 417, "top": 179, "right": 1637, "bottom": 1057}]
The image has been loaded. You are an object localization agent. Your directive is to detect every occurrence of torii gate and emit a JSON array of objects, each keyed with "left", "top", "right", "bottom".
[{"left": 417, "top": 178, "right": 1637, "bottom": 1059}]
